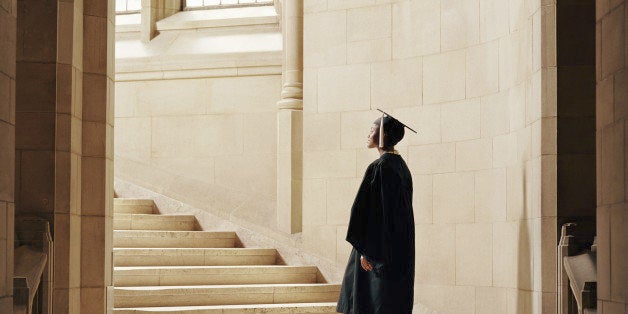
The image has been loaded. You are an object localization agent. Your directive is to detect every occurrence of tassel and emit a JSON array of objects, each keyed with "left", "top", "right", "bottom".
[{"left": 379, "top": 112, "right": 385, "bottom": 148}]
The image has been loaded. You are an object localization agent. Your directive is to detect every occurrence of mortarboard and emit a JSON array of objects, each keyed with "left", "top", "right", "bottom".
[{"left": 377, "top": 109, "right": 418, "bottom": 148}]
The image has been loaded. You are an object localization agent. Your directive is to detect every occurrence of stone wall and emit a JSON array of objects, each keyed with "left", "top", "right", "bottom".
[
  {"left": 0, "top": 0, "right": 16, "bottom": 312},
  {"left": 301, "top": 0, "right": 557, "bottom": 312},
  {"left": 114, "top": 74, "right": 282, "bottom": 230},
  {"left": 596, "top": 0, "right": 628, "bottom": 312}
]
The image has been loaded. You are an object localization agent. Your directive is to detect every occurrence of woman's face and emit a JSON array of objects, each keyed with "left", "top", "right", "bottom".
[{"left": 367, "top": 123, "right": 379, "bottom": 148}]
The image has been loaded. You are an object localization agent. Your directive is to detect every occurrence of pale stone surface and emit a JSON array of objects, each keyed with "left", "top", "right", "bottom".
[
  {"left": 475, "top": 168, "right": 507, "bottom": 222},
  {"left": 455, "top": 223, "right": 492, "bottom": 286},
  {"left": 433, "top": 172, "right": 475, "bottom": 223},
  {"left": 391, "top": 105, "right": 441, "bottom": 145},
  {"left": 415, "top": 224, "right": 455, "bottom": 285},
  {"left": 441, "top": 98, "right": 481, "bottom": 142},
  {"left": 347, "top": 38, "right": 392, "bottom": 64},
  {"left": 304, "top": 11, "right": 347, "bottom": 67},
  {"left": 371, "top": 58, "right": 422, "bottom": 109},
  {"left": 481, "top": 90, "right": 510, "bottom": 137},
  {"left": 423, "top": 50, "right": 466, "bottom": 104},
  {"left": 480, "top": 0, "right": 510, "bottom": 43},
  {"left": 476, "top": 287, "right": 508, "bottom": 313},
  {"left": 414, "top": 284, "right": 475, "bottom": 313},
  {"left": 326, "top": 178, "right": 360, "bottom": 225},
  {"left": 455, "top": 138, "right": 492, "bottom": 171},
  {"left": 407, "top": 143, "right": 456, "bottom": 174},
  {"left": 467, "top": 40, "right": 499, "bottom": 98},
  {"left": 347, "top": 5, "right": 391, "bottom": 42},
  {"left": 441, "top": 0, "right": 480, "bottom": 51},
  {"left": 413, "top": 174, "right": 433, "bottom": 224},
  {"left": 392, "top": 0, "right": 440, "bottom": 59},
  {"left": 317, "top": 64, "right": 370, "bottom": 113}
]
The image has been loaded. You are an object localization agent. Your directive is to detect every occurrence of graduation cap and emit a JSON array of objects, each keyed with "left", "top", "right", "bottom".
[{"left": 376, "top": 109, "right": 418, "bottom": 148}]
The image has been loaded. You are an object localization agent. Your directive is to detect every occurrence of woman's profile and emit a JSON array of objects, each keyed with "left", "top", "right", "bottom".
[{"left": 336, "top": 111, "right": 416, "bottom": 314}]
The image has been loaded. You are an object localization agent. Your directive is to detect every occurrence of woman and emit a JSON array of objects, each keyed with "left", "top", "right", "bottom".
[{"left": 336, "top": 113, "right": 416, "bottom": 313}]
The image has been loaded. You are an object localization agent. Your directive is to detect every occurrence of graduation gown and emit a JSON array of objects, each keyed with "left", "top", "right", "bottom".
[{"left": 336, "top": 153, "right": 415, "bottom": 314}]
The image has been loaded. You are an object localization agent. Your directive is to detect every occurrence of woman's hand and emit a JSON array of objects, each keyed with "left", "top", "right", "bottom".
[{"left": 360, "top": 255, "right": 373, "bottom": 271}]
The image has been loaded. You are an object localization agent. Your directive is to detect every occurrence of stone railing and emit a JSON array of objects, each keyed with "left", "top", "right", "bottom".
[
  {"left": 13, "top": 216, "right": 53, "bottom": 314},
  {"left": 557, "top": 222, "right": 597, "bottom": 314}
]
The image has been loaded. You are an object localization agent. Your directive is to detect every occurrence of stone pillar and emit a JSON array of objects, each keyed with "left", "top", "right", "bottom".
[
  {"left": 0, "top": 0, "right": 16, "bottom": 312},
  {"left": 141, "top": 0, "right": 181, "bottom": 43},
  {"left": 276, "top": 0, "right": 303, "bottom": 234},
  {"left": 79, "top": 0, "right": 115, "bottom": 312},
  {"left": 596, "top": 0, "right": 628, "bottom": 311}
]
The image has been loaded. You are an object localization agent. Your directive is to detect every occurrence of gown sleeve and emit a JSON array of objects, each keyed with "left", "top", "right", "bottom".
[{"left": 345, "top": 161, "right": 401, "bottom": 272}]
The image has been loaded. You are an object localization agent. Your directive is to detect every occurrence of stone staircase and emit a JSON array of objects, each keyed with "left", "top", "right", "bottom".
[{"left": 112, "top": 198, "right": 340, "bottom": 313}]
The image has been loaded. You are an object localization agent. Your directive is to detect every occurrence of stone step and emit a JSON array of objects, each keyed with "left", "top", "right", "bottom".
[
  {"left": 113, "top": 248, "right": 277, "bottom": 267},
  {"left": 114, "top": 214, "right": 197, "bottom": 231},
  {"left": 113, "top": 284, "right": 342, "bottom": 308},
  {"left": 156, "top": 6, "right": 278, "bottom": 32},
  {"left": 114, "top": 265, "right": 319, "bottom": 286},
  {"left": 114, "top": 199, "right": 155, "bottom": 214},
  {"left": 114, "top": 230, "right": 236, "bottom": 248},
  {"left": 113, "top": 302, "right": 338, "bottom": 313}
]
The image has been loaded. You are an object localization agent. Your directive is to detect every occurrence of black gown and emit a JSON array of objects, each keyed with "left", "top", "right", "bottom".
[{"left": 336, "top": 153, "right": 415, "bottom": 314}]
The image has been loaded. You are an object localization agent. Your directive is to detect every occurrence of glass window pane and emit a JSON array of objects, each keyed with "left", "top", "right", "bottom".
[
  {"left": 221, "top": 0, "right": 238, "bottom": 5},
  {"left": 203, "top": 0, "right": 221, "bottom": 5},
  {"left": 186, "top": 0, "right": 203, "bottom": 7},
  {"left": 115, "top": 0, "right": 127, "bottom": 12},
  {"left": 127, "top": 0, "right": 141, "bottom": 11}
]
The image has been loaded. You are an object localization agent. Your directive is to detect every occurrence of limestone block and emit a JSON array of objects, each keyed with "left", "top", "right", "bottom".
[
  {"left": 481, "top": 91, "right": 509, "bottom": 137},
  {"left": 347, "top": 38, "right": 392, "bottom": 64},
  {"left": 509, "top": 83, "right": 527, "bottom": 131},
  {"left": 135, "top": 79, "right": 207, "bottom": 116},
  {"left": 413, "top": 174, "right": 433, "bottom": 224},
  {"left": 57, "top": 2, "right": 73, "bottom": 65},
  {"left": 302, "top": 225, "right": 337, "bottom": 261},
  {"left": 441, "top": 98, "right": 481, "bottom": 142},
  {"left": 114, "top": 117, "right": 150, "bottom": 162},
  {"left": 506, "top": 165, "right": 525, "bottom": 220},
  {"left": 84, "top": 15, "right": 108, "bottom": 75},
  {"left": 347, "top": 5, "right": 391, "bottom": 42},
  {"left": 81, "top": 287, "right": 106, "bottom": 314},
  {"left": 214, "top": 153, "right": 276, "bottom": 197},
  {"left": 415, "top": 224, "right": 455, "bottom": 285},
  {"left": 526, "top": 70, "right": 542, "bottom": 125},
  {"left": 441, "top": 0, "right": 480, "bottom": 51},
  {"left": 15, "top": 112, "right": 55, "bottom": 151},
  {"left": 16, "top": 0, "right": 56, "bottom": 63},
  {"left": 304, "top": 0, "right": 327, "bottom": 13},
  {"left": 391, "top": 105, "right": 440, "bottom": 145},
  {"left": 597, "top": 0, "right": 610, "bottom": 21},
  {"left": 54, "top": 151, "right": 71, "bottom": 214},
  {"left": 302, "top": 179, "right": 326, "bottom": 227},
  {"left": 340, "top": 110, "right": 376, "bottom": 149},
  {"left": 480, "top": 0, "right": 509, "bottom": 43},
  {"left": 392, "top": 0, "right": 440, "bottom": 59},
  {"left": 83, "top": 73, "right": 107, "bottom": 122},
  {"left": 303, "top": 68, "right": 317, "bottom": 113},
  {"left": 456, "top": 138, "right": 492, "bottom": 171},
  {"left": 151, "top": 158, "right": 214, "bottom": 185},
  {"left": 423, "top": 50, "right": 466, "bottom": 104},
  {"left": 597, "top": 76, "right": 614, "bottom": 129},
  {"left": 0, "top": 121, "right": 14, "bottom": 202},
  {"left": 317, "top": 64, "right": 370, "bottom": 113},
  {"left": 475, "top": 168, "right": 507, "bottom": 222},
  {"left": 476, "top": 287, "right": 508, "bottom": 314},
  {"left": 85, "top": 0, "right": 108, "bottom": 18},
  {"left": 242, "top": 112, "right": 276, "bottom": 154},
  {"left": 0, "top": 9, "right": 15, "bottom": 78},
  {"left": 407, "top": 143, "right": 455, "bottom": 175},
  {"left": 540, "top": 154, "right": 557, "bottom": 217},
  {"left": 206, "top": 76, "right": 281, "bottom": 114},
  {"left": 467, "top": 40, "right": 499, "bottom": 98},
  {"left": 492, "top": 133, "right": 517, "bottom": 168},
  {"left": 81, "top": 215, "right": 106, "bottom": 287},
  {"left": 0, "top": 239, "right": 5, "bottom": 296},
  {"left": 304, "top": 112, "right": 340, "bottom": 151},
  {"left": 601, "top": 4, "right": 625, "bottom": 78},
  {"left": 304, "top": 11, "right": 347, "bottom": 67},
  {"left": 516, "top": 126, "right": 532, "bottom": 163},
  {"left": 433, "top": 172, "right": 474, "bottom": 223},
  {"left": 16, "top": 62, "right": 56, "bottom": 112},
  {"left": 336, "top": 226, "right": 351, "bottom": 263},
  {"left": 326, "top": 178, "right": 361, "bottom": 225},
  {"left": 195, "top": 115, "right": 244, "bottom": 157},
  {"left": 19, "top": 151, "right": 54, "bottom": 213},
  {"left": 541, "top": 5, "right": 556, "bottom": 69},
  {"left": 601, "top": 121, "right": 624, "bottom": 204},
  {"left": 539, "top": 217, "right": 557, "bottom": 292},
  {"left": 610, "top": 206, "right": 628, "bottom": 301},
  {"left": 328, "top": 0, "right": 376, "bottom": 11},
  {"left": 114, "top": 82, "right": 137, "bottom": 118},
  {"left": 615, "top": 69, "right": 628, "bottom": 121},
  {"left": 0, "top": 74, "right": 8, "bottom": 123},
  {"left": 371, "top": 58, "right": 421, "bottom": 109},
  {"left": 82, "top": 121, "right": 106, "bottom": 157},
  {"left": 303, "top": 150, "right": 356, "bottom": 179},
  {"left": 414, "top": 284, "right": 475, "bottom": 313},
  {"left": 82, "top": 157, "right": 106, "bottom": 216},
  {"left": 151, "top": 116, "right": 196, "bottom": 157},
  {"left": 492, "top": 221, "right": 518, "bottom": 288},
  {"left": 455, "top": 223, "right": 492, "bottom": 286}
]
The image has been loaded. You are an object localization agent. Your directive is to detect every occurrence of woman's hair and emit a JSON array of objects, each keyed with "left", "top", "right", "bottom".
[{"left": 374, "top": 116, "right": 405, "bottom": 150}]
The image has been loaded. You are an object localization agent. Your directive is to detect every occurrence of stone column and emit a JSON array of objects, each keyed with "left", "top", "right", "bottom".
[{"left": 276, "top": 0, "right": 303, "bottom": 234}]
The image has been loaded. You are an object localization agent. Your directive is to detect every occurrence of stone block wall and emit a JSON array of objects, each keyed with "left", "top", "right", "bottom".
[
  {"left": 0, "top": 0, "right": 16, "bottom": 312},
  {"left": 114, "top": 74, "right": 282, "bottom": 230},
  {"left": 596, "top": 0, "right": 628, "bottom": 312},
  {"left": 302, "top": 0, "right": 557, "bottom": 312}
]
